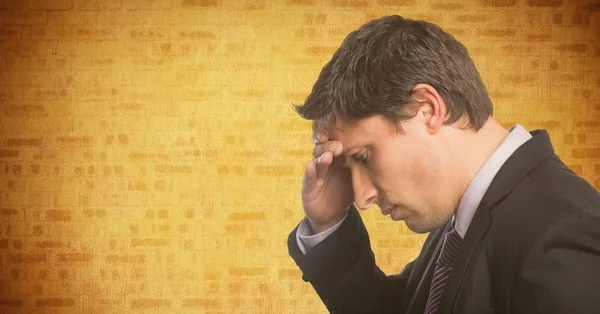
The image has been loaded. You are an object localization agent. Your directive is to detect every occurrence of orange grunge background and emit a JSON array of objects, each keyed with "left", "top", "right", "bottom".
[{"left": 1, "top": 0, "right": 599, "bottom": 313}]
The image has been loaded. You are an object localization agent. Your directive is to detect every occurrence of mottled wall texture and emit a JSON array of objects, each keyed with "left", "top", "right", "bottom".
[{"left": 0, "top": 0, "right": 599, "bottom": 313}]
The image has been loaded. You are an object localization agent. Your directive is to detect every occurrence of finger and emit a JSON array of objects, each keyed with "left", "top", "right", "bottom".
[
  {"left": 315, "top": 151, "right": 333, "bottom": 180},
  {"left": 312, "top": 141, "right": 342, "bottom": 159},
  {"left": 303, "top": 159, "right": 319, "bottom": 190},
  {"left": 312, "top": 131, "right": 329, "bottom": 144}
]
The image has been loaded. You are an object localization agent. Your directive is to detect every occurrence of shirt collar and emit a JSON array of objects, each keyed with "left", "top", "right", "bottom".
[{"left": 453, "top": 124, "right": 533, "bottom": 238}]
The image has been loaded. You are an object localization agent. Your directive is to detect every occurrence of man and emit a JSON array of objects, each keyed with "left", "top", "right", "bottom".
[{"left": 287, "top": 15, "right": 600, "bottom": 314}]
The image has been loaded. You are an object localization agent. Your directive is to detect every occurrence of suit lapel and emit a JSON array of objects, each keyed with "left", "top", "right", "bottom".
[
  {"left": 404, "top": 223, "right": 449, "bottom": 314},
  {"left": 436, "top": 130, "right": 556, "bottom": 314}
]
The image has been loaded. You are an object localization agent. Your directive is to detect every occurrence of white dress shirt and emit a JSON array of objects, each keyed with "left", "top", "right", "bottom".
[{"left": 296, "top": 124, "right": 533, "bottom": 254}]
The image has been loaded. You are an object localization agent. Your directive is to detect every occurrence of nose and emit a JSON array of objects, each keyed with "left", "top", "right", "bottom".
[{"left": 351, "top": 166, "right": 378, "bottom": 210}]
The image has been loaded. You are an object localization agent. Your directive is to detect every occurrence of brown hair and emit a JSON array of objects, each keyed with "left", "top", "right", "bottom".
[{"left": 293, "top": 15, "right": 493, "bottom": 134}]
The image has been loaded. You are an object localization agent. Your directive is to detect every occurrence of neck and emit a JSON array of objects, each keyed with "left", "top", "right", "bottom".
[{"left": 453, "top": 117, "right": 510, "bottom": 199}]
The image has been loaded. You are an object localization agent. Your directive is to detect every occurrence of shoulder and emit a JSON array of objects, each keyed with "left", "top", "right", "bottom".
[
  {"left": 495, "top": 153, "right": 600, "bottom": 227},
  {"left": 486, "top": 153, "right": 600, "bottom": 261}
]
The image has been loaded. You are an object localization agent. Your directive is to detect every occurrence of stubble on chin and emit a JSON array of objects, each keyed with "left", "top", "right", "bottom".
[{"left": 404, "top": 211, "right": 452, "bottom": 234}]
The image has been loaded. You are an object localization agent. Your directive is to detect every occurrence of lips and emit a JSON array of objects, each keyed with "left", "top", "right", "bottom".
[{"left": 381, "top": 206, "right": 396, "bottom": 216}]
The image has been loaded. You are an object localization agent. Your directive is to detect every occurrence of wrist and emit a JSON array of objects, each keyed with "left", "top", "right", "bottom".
[{"left": 308, "top": 212, "right": 347, "bottom": 234}]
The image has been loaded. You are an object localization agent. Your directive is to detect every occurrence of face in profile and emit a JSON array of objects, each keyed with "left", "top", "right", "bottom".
[{"left": 329, "top": 112, "right": 462, "bottom": 233}]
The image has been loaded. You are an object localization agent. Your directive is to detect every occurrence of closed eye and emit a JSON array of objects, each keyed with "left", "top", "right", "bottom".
[{"left": 353, "top": 151, "right": 369, "bottom": 164}]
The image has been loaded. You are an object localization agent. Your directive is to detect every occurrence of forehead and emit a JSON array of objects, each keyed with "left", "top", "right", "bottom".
[{"left": 328, "top": 116, "right": 397, "bottom": 146}]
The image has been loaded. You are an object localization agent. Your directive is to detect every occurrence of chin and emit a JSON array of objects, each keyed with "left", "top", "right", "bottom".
[
  {"left": 404, "top": 217, "right": 441, "bottom": 234},
  {"left": 405, "top": 222, "right": 431, "bottom": 234}
]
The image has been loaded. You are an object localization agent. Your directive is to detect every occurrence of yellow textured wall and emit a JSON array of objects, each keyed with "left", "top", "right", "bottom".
[{"left": 1, "top": 0, "right": 599, "bottom": 313}]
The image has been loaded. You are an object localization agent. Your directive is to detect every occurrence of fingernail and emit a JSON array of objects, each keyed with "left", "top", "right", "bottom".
[{"left": 329, "top": 143, "right": 337, "bottom": 152}]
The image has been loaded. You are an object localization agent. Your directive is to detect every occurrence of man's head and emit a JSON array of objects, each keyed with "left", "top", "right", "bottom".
[
  {"left": 295, "top": 15, "right": 493, "bottom": 134},
  {"left": 295, "top": 15, "right": 501, "bottom": 232}
]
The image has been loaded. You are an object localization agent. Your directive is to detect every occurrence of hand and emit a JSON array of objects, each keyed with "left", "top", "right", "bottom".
[{"left": 301, "top": 132, "right": 354, "bottom": 234}]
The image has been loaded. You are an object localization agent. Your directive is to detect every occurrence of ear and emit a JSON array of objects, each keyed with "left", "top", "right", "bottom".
[{"left": 411, "top": 83, "right": 447, "bottom": 135}]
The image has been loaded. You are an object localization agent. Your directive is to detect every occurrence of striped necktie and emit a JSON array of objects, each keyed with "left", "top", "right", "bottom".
[{"left": 423, "top": 226, "right": 463, "bottom": 314}]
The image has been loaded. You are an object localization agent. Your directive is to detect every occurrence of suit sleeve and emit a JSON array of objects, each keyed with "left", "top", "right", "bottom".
[
  {"left": 513, "top": 214, "right": 600, "bottom": 314},
  {"left": 287, "top": 205, "right": 414, "bottom": 314}
]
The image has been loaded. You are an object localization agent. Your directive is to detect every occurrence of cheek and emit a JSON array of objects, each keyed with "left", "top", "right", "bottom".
[
  {"left": 370, "top": 154, "right": 410, "bottom": 189},
  {"left": 372, "top": 150, "right": 428, "bottom": 191}
]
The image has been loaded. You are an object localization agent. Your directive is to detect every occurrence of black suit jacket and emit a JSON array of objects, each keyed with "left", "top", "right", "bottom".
[{"left": 288, "top": 129, "right": 600, "bottom": 314}]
